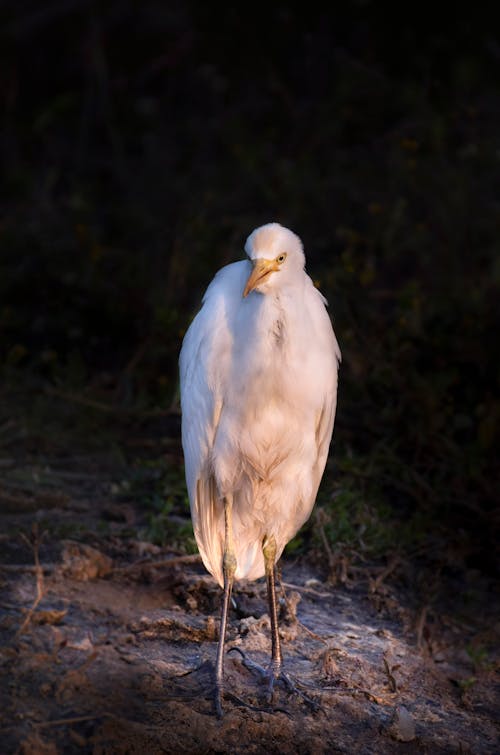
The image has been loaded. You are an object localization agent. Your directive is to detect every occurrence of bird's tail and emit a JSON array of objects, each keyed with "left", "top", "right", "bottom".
[{"left": 193, "top": 475, "right": 225, "bottom": 587}]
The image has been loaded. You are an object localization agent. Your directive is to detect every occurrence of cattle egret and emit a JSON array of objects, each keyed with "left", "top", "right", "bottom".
[{"left": 179, "top": 222, "right": 341, "bottom": 716}]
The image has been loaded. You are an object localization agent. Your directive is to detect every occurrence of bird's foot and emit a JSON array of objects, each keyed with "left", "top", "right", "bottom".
[
  {"left": 167, "top": 662, "right": 235, "bottom": 718},
  {"left": 164, "top": 659, "right": 223, "bottom": 716},
  {"left": 228, "top": 647, "right": 321, "bottom": 712},
  {"left": 168, "top": 657, "right": 280, "bottom": 718},
  {"left": 214, "top": 661, "right": 292, "bottom": 718},
  {"left": 215, "top": 681, "right": 224, "bottom": 719},
  {"left": 169, "top": 654, "right": 319, "bottom": 718}
]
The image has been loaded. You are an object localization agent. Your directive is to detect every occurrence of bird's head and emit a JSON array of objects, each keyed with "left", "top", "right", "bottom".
[{"left": 243, "top": 223, "right": 306, "bottom": 298}]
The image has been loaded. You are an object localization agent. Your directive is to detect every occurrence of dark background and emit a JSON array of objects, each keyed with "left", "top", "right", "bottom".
[{"left": 1, "top": 2, "right": 498, "bottom": 582}]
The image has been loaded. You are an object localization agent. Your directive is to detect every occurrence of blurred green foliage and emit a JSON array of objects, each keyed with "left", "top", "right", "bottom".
[{"left": 0, "top": 2, "right": 498, "bottom": 574}]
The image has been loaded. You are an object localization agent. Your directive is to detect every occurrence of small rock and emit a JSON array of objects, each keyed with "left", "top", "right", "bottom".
[
  {"left": 388, "top": 705, "right": 416, "bottom": 742},
  {"left": 68, "top": 636, "right": 93, "bottom": 651},
  {"left": 239, "top": 615, "right": 271, "bottom": 635},
  {"left": 60, "top": 540, "right": 113, "bottom": 580}
]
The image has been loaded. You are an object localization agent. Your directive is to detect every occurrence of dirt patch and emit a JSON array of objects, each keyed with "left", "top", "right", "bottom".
[
  {"left": 1, "top": 533, "right": 499, "bottom": 753},
  {"left": 0, "top": 441, "right": 499, "bottom": 753}
]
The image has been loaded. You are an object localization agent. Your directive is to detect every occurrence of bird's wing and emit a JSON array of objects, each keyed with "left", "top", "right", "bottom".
[
  {"left": 307, "top": 284, "right": 342, "bottom": 501},
  {"left": 179, "top": 261, "right": 250, "bottom": 586},
  {"left": 311, "top": 393, "right": 337, "bottom": 499}
]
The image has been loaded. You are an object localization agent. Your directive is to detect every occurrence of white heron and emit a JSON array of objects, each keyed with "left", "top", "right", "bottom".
[{"left": 179, "top": 222, "right": 341, "bottom": 716}]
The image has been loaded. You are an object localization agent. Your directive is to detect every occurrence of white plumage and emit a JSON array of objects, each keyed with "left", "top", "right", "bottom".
[{"left": 179, "top": 222, "right": 341, "bottom": 587}]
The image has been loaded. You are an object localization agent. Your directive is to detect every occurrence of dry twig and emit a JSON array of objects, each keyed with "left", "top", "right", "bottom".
[
  {"left": 112, "top": 553, "right": 201, "bottom": 573},
  {"left": 35, "top": 712, "right": 116, "bottom": 729},
  {"left": 15, "top": 524, "right": 47, "bottom": 636},
  {"left": 383, "top": 656, "right": 399, "bottom": 692},
  {"left": 369, "top": 555, "right": 401, "bottom": 593}
]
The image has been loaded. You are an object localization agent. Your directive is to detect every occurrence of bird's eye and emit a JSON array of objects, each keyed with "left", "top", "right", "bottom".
[{"left": 276, "top": 253, "right": 287, "bottom": 264}]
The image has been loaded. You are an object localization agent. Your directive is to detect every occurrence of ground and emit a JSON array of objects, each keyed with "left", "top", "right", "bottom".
[{"left": 0, "top": 396, "right": 499, "bottom": 754}]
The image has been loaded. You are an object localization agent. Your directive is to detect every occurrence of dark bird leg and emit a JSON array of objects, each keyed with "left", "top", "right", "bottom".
[
  {"left": 228, "top": 534, "right": 320, "bottom": 712},
  {"left": 214, "top": 494, "right": 236, "bottom": 718},
  {"left": 264, "top": 539, "right": 320, "bottom": 710}
]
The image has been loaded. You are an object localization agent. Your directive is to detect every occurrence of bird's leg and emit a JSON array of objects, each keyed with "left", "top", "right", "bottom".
[
  {"left": 226, "top": 535, "right": 321, "bottom": 713},
  {"left": 229, "top": 534, "right": 320, "bottom": 712},
  {"left": 263, "top": 534, "right": 283, "bottom": 700},
  {"left": 226, "top": 536, "right": 284, "bottom": 704},
  {"left": 214, "top": 494, "right": 236, "bottom": 718}
]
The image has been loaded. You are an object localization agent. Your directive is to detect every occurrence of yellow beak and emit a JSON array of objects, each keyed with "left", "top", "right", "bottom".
[{"left": 243, "top": 258, "right": 280, "bottom": 298}]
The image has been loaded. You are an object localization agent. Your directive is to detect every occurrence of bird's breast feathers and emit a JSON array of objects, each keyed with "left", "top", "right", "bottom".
[{"left": 199, "top": 263, "right": 339, "bottom": 491}]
